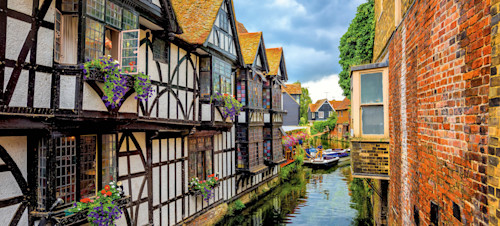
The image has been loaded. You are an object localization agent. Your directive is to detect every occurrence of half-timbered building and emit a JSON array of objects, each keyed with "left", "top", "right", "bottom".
[
  {"left": 0, "top": 0, "right": 247, "bottom": 225},
  {"left": 263, "top": 47, "right": 286, "bottom": 165}
]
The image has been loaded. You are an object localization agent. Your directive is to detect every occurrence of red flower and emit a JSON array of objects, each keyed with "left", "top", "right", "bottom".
[
  {"left": 105, "top": 185, "right": 110, "bottom": 191},
  {"left": 129, "top": 61, "right": 136, "bottom": 66},
  {"left": 208, "top": 174, "right": 215, "bottom": 178},
  {"left": 101, "top": 189, "right": 106, "bottom": 195},
  {"left": 80, "top": 198, "right": 91, "bottom": 203},
  {"left": 106, "top": 191, "right": 112, "bottom": 196},
  {"left": 215, "top": 177, "right": 219, "bottom": 180}
]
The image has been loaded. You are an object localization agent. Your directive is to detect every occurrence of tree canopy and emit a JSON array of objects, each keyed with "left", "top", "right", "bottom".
[
  {"left": 338, "top": 0, "right": 375, "bottom": 99},
  {"left": 294, "top": 81, "right": 312, "bottom": 125},
  {"left": 311, "top": 112, "right": 338, "bottom": 135}
]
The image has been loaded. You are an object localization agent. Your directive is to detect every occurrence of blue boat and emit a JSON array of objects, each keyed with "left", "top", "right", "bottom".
[{"left": 323, "top": 149, "right": 350, "bottom": 158}]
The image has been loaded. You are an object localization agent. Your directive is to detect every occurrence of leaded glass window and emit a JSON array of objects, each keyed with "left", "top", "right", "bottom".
[
  {"left": 122, "top": 9, "right": 138, "bottom": 30},
  {"left": 188, "top": 136, "right": 214, "bottom": 180},
  {"left": 105, "top": 1, "right": 122, "bottom": 29},
  {"left": 80, "top": 135, "right": 97, "bottom": 198},
  {"left": 54, "top": 10, "right": 62, "bottom": 63},
  {"left": 85, "top": 18, "right": 104, "bottom": 61},
  {"left": 86, "top": 0, "right": 105, "bottom": 20},
  {"left": 102, "top": 134, "right": 116, "bottom": 186},
  {"left": 152, "top": 38, "right": 169, "bottom": 64},
  {"left": 120, "top": 30, "right": 140, "bottom": 74},
  {"left": 55, "top": 136, "right": 77, "bottom": 203},
  {"left": 37, "top": 139, "right": 48, "bottom": 210},
  {"left": 212, "top": 56, "right": 232, "bottom": 94}
]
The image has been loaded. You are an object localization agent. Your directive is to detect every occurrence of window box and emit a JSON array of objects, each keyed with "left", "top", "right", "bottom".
[
  {"left": 31, "top": 196, "right": 130, "bottom": 226},
  {"left": 84, "top": 68, "right": 134, "bottom": 88}
]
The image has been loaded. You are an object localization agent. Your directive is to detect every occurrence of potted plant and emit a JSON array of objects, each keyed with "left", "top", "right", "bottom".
[
  {"left": 189, "top": 173, "right": 220, "bottom": 202},
  {"left": 65, "top": 182, "right": 124, "bottom": 225},
  {"left": 210, "top": 92, "right": 243, "bottom": 121}
]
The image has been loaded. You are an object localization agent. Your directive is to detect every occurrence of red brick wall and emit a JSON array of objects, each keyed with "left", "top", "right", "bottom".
[{"left": 388, "top": 0, "right": 490, "bottom": 225}]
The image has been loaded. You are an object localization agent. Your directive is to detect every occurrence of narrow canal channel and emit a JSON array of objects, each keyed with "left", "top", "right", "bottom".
[{"left": 217, "top": 139, "right": 373, "bottom": 226}]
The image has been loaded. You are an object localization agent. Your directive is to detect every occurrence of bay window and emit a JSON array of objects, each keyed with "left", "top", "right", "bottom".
[
  {"left": 199, "top": 56, "right": 232, "bottom": 99},
  {"left": 351, "top": 65, "right": 389, "bottom": 138},
  {"left": 37, "top": 134, "right": 117, "bottom": 210}
]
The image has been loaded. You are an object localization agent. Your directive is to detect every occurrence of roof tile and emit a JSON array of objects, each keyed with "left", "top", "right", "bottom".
[
  {"left": 238, "top": 32, "right": 262, "bottom": 65},
  {"left": 282, "top": 83, "right": 302, "bottom": 95},
  {"left": 266, "top": 48, "right": 282, "bottom": 76}
]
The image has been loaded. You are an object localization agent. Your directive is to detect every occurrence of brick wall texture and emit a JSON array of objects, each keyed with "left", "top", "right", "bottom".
[
  {"left": 374, "top": 0, "right": 396, "bottom": 61},
  {"left": 351, "top": 141, "right": 390, "bottom": 176},
  {"left": 387, "top": 0, "right": 491, "bottom": 225}
]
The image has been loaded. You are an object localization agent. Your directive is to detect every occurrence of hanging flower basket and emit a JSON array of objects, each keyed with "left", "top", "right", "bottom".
[
  {"left": 64, "top": 182, "right": 125, "bottom": 226},
  {"left": 210, "top": 92, "right": 243, "bottom": 121},
  {"left": 81, "top": 56, "right": 154, "bottom": 109},
  {"left": 188, "top": 174, "right": 220, "bottom": 202}
]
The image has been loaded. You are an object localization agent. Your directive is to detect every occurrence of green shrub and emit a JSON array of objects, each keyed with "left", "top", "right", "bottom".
[{"left": 227, "top": 200, "right": 246, "bottom": 216}]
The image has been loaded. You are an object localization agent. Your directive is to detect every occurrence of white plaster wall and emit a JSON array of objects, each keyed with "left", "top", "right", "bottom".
[
  {"left": 7, "top": 0, "right": 32, "bottom": 15},
  {"left": 37, "top": 27, "right": 53, "bottom": 67},
  {"left": 152, "top": 166, "right": 160, "bottom": 205},
  {"left": 59, "top": 75, "right": 76, "bottom": 109},
  {"left": 118, "top": 93, "right": 137, "bottom": 113},
  {"left": 0, "top": 136, "right": 27, "bottom": 199},
  {"left": 161, "top": 139, "right": 168, "bottom": 162},
  {"left": 137, "top": 203, "right": 149, "bottom": 225},
  {"left": 0, "top": 204, "right": 28, "bottom": 226},
  {"left": 82, "top": 83, "right": 107, "bottom": 111},
  {"left": 161, "top": 206, "right": 169, "bottom": 225},
  {"left": 40, "top": 0, "right": 55, "bottom": 23},
  {"left": 264, "top": 113, "right": 270, "bottom": 123},
  {"left": 238, "top": 112, "right": 246, "bottom": 123},
  {"left": 176, "top": 162, "right": 182, "bottom": 196},
  {"left": 201, "top": 104, "right": 211, "bottom": 121},
  {"left": 4, "top": 68, "right": 28, "bottom": 107},
  {"left": 34, "top": 72, "right": 51, "bottom": 108},
  {"left": 215, "top": 108, "right": 222, "bottom": 121},
  {"left": 169, "top": 92, "right": 178, "bottom": 120},
  {"left": 168, "top": 163, "right": 175, "bottom": 199},
  {"left": 158, "top": 87, "right": 168, "bottom": 118},
  {"left": 177, "top": 90, "right": 186, "bottom": 119},
  {"left": 6, "top": 18, "right": 31, "bottom": 61},
  {"left": 138, "top": 30, "right": 149, "bottom": 78},
  {"left": 169, "top": 44, "right": 178, "bottom": 81},
  {"left": 161, "top": 165, "right": 168, "bottom": 202},
  {"left": 168, "top": 139, "right": 175, "bottom": 160}
]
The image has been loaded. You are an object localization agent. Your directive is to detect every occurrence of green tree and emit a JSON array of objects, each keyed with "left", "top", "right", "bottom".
[
  {"left": 311, "top": 112, "right": 338, "bottom": 135},
  {"left": 338, "top": 0, "right": 375, "bottom": 99},
  {"left": 294, "top": 81, "right": 312, "bottom": 125}
]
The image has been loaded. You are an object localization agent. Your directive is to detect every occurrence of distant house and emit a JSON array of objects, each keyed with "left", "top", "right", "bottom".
[
  {"left": 308, "top": 99, "right": 334, "bottom": 122},
  {"left": 282, "top": 83, "right": 302, "bottom": 125},
  {"left": 329, "top": 98, "right": 351, "bottom": 139}
]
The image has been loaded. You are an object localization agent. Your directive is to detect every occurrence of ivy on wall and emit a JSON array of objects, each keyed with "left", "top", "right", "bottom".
[{"left": 338, "top": 0, "right": 375, "bottom": 99}]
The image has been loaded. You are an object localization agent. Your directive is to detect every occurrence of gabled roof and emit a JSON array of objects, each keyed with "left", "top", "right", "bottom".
[
  {"left": 266, "top": 47, "right": 283, "bottom": 76},
  {"left": 171, "top": 0, "right": 223, "bottom": 45},
  {"left": 282, "top": 84, "right": 302, "bottom": 95},
  {"left": 238, "top": 32, "right": 263, "bottom": 65},
  {"left": 236, "top": 21, "right": 248, "bottom": 33},
  {"left": 329, "top": 98, "right": 350, "bottom": 110},
  {"left": 309, "top": 99, "right": 327, "bottom": 112}
]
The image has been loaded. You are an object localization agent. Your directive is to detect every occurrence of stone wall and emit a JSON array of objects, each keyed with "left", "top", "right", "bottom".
[
  {"left": 388, "top": 0, "right": 491, "bottom": 225},
  {"left": 351, "top": 140, "right": 390, "bottom": 178}
]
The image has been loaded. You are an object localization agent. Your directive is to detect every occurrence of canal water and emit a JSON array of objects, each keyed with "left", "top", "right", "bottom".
[{"left": 217, "top": 139, "right": 373, "bottom": 226}]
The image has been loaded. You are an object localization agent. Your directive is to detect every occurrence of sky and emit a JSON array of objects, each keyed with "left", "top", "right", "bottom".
[{"left": 234, "top": 0, "right": 366, "bottom": 102}]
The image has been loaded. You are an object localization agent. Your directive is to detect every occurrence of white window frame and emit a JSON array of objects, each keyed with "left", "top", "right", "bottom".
[{"left": 318, "top": 111, "right": 324, "bottom": 119}]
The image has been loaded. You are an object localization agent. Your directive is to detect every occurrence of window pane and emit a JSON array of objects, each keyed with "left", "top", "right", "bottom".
[
  {"left": 80, "top": 135, "right": 97, "bottom": 198},
  {"left": 122, "top": 9, "right": 138, "bottom": 30},
  {"left": 38, "top": 139, "right": 48, "bottom": 210},
  {"left": 362, "top": 106, "right": 384, "bottom": 134},
  {"left": 361, "top": 72, "right": 383, "bottom": 104},
  {"left": 121, "top": 30, "right": 139, "bottom": 74},
  {"left": 85, "top": 18, "right": 104, "bottom": 60},
  {"left": 205, "top": 150, "right": 212, "bottom": 177},
  {"left": 212, "top": 56, "right": 231, "bottom": 94},
  {"left": 54, "top": 10, "right": 62, "bottom": 63},
  {"left": 102, "top": 134, "right": 116, "bottom": 186},
  {"left": 55, "top": 137, "right": 76, "bottom": 203},
  {"left": 197, "top": 152, "right": 204, "bottom": 179},
  {"left": 105, "top": 1, "right": 122, "bottom": 29},
  {"left": 86, "top": 0, "right": 105, "bottom": 20},
  {"left": 152, "top": 38, "right": 168, "bottom": 64}
]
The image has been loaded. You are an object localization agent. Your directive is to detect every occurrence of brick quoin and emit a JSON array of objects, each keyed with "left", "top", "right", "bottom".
[{"left": 388, "top": 0, "right": 490, "bottom": 225}]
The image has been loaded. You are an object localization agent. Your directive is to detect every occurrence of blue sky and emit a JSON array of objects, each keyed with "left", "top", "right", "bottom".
[{"left": 234, "top": 0, "right": 366, "bottom": 101}]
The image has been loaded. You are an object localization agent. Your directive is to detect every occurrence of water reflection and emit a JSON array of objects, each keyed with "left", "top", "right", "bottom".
[{"left": 217, "top": 139, "right": 372, "bottom": 226}]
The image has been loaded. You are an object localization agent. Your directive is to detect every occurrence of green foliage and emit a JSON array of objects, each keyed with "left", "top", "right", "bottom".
[
  {"left": 66, "top": 182, "right": 123, "bottom": 225},
  {"left": 349, "top": 178, "right": 374, "bottom": 225},
  {"left": 310, "top": 112, "right": 338, "bottom": 135},
  {"left": 279, "top": 162, "right": 296, "bottom": 182},
  {"left": 211, "top": 92, "right": 243, "bottom": 121},
  {"left": 227, "top": 200, "right": 246, "bottom": 216},
  {"left": 294, "top": 81, "right": 312, "bottom": 125},
  {"left": 338, "top": 0, "right": 375, "bottom": 99}
]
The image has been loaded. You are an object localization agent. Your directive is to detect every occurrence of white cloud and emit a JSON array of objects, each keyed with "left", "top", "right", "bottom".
[
  {"left": 302, "top": 74, "right": 345, "bottom": 102},
  {"left": 268, "top": 0, "right": 306, "bottom": 15}
]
